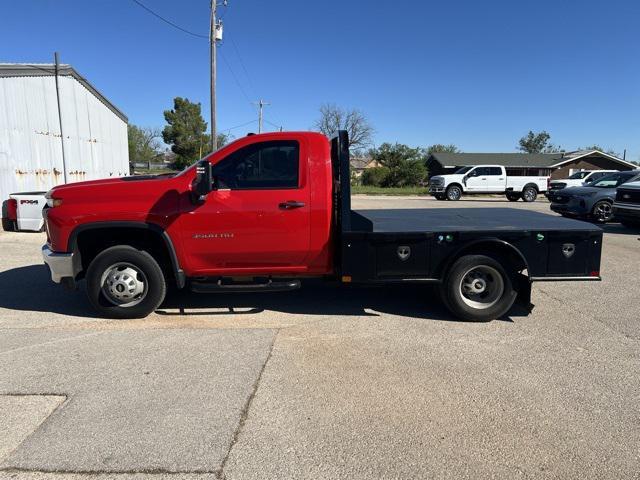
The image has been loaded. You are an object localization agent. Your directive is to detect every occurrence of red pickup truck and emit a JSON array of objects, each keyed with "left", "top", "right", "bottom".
[{"left": 42, "top": 131, "right": 603, "bottom": 321}]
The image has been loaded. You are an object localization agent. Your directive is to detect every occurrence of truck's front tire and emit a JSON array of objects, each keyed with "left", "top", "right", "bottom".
[
  {"left": 86, "top": 245, "right": 166, "bottom": 319},
  {"left": 446, "top": 185, "right": 462, "bottom": 201},
  {"left": 440, "top": 255, "right": 517, "bottom": 322}
]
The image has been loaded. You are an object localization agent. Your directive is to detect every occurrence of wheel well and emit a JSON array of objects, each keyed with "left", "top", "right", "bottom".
[
  {"left": 74, "top": 227, "right": 175, "bottom": 284},
  {"left": 439, "top": 240, "right": 529, "bottom": 280},
  {"left": 447, "top": 183, "right": 463, "bottom": 191},
  {"left": 523, "top": 183, "right": 539, "bottom": 192}
]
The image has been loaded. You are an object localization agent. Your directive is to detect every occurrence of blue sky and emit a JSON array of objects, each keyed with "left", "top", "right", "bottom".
[{"left": 2, "top": 0, "right": 639, "bottom": 159}]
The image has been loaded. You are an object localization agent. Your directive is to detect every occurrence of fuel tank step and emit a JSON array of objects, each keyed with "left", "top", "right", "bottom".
[{"left": 190, "top": 278, "right": 301, "bottom": 294}]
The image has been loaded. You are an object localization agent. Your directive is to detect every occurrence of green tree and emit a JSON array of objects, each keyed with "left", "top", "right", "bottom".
[
  {"left": 162, "top": 97, "right": 210, "bottom": 169},
  {"left": 361, "top": 166, "right": 390, "bottom": 186},
  {"left": 128, "top": 125, "right": 162, "bottom": 164},
  {"left": 426, "top": 144, "right": 460, "bottom": 155},
  {"left": 371, "top": 143, "right": 427, "bottom": 187},
  {"left": 518, "top": 130, "right": 562, "bottom": 153}
]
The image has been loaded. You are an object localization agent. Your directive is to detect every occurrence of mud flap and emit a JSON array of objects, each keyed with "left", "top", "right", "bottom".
[{"left": 515, "top": 273, "right": 534, "bottom": 313}]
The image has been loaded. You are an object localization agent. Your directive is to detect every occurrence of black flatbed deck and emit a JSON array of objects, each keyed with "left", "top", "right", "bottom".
[{"left": 354, "top": 208, "right": 602, "bottom": 234}]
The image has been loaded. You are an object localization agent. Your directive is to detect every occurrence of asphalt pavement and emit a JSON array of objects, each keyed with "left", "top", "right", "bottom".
[{"left": 0, "top": 196, "right": 638, "bottom": 480}]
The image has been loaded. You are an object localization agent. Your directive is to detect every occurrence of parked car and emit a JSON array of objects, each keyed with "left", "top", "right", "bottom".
[
  {"left": 41, "top": 131, "right": 603, "bottom": 322},
  {"left": 612, "top": 180, "right": 640, "bottom": 228},
  {"left": 549, "top": 171, "right": 640, "bottom": 223},
  {"left": 1, "top": 192, "right": 47, "bottom": 232},
  {"left": 546, "top": 170, "right": 618, "bottom": 197},
  {"left": 428, "top": 165, "right": 548, "bottom": 202}
]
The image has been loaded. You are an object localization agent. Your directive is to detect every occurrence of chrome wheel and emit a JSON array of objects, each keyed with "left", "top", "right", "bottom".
[
  {"left": 459, "top": 265, "right": 505, "bottom": 310},
  {"left": 447, "top": 186, "right": 462, "bottom": 201},
  {"left": 522, "top": 187, "right": 537, "bottom": 202},
  {"left": 592, "top": 201, "right": 613, "bottom": 223},
  {"left": 100, "top": 263, "right": 148, "bottom": 307}
]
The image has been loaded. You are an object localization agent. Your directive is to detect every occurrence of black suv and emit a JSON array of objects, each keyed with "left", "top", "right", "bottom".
[{"left": 613, "top": 180, "right": 640, "bottom": 228}]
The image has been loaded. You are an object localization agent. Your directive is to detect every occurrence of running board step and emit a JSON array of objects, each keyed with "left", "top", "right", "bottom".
[{"left": 190, "top": 279, "right": 301, "bottom": 294}]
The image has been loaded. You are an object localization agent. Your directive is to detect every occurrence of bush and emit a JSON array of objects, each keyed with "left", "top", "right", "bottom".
[
  {"left": 382, "top": 160, "right": 426, "bottom": 187},
  {"left": 361, "top": 166, "right": 390, "bottom": 186}
]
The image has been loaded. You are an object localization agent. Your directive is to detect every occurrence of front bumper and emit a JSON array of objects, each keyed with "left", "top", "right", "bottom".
[
  {"left": 42, "top": 245, "right": 80, "bottom": 283},
  {"left": 428, "top": 186, "right": 445, "bottom": 194},
  {"left": 612, "top": 202, "right": 640, "bottom": 218},
  {"left": 549, "top": 198, "right": 591, "bottom": 216}
]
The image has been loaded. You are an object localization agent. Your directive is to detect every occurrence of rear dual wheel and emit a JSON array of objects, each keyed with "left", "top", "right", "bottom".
[
  {"left": 521, "top": 187, "right": 538, "bottom": 203},
  {"left": 440, "top": 255, "right": 517, "bottom": 322}
]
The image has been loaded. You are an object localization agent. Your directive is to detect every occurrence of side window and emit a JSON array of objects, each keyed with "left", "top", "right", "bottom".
[
  {"left": 487, "top": 167, "right": 502, "bottom": 176},
  {"left": 475, "top": 167, "right": 491, "bottom": 176},
  {"left": 212, "top": 141, "right": 299, "bottom": 190}
]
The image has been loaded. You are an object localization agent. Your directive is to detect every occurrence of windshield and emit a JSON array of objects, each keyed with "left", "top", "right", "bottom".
[
  {"left": 568, "top": 171, "right": 590, "bottom": 179},
  {"left": 454, "top": 166, "right": 473, "bottom": 174},
  {"left": 592, "top": 172, "right": 636, "bottom": 188}
]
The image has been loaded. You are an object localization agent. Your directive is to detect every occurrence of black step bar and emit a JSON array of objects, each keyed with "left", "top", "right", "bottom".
[{"left": 190, "top": 278, "right": 301, "bottom": 294}]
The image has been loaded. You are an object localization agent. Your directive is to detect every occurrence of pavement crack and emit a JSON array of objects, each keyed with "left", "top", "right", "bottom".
[{"left": 218, "top": 329, "right": 278, "bottom": 479}]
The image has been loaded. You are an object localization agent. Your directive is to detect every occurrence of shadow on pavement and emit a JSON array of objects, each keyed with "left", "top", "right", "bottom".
[
  {"left": 0, "top": 265, "right": 522, "bottom": 323},
  {"left": 600, "top": 223, "right": 640, "bottom": 236}
]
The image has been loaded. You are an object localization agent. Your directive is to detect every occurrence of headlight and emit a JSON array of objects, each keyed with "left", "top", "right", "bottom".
[{"left": 45, "top": 190, "right": 63, "bottom": 208}]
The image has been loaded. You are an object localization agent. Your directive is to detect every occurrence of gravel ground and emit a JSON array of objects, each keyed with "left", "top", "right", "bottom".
[{"left": 0, "top": 196, "right": 638, "bottom": 480}]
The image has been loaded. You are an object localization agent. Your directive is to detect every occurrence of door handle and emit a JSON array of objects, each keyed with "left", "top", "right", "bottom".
[
  {"left": 279, "top": 201, "right": 305, "bottom": 210},
  {"left": 481, "top": 177, "right": 487, "bottom": 180}
]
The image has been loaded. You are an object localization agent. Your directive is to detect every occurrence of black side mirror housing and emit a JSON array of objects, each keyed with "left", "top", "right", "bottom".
[{"left": 192, "top": 160, "right": 213, "bottom": 201}]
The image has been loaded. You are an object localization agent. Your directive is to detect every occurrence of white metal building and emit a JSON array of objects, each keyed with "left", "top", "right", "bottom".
[{"left": 0, "top": 63, "right": 129, "bottom": 201}]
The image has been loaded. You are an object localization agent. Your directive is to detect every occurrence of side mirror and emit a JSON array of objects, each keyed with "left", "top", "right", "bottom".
[{"left": 192, "top": 160, "right": 212, "bottom": 201}]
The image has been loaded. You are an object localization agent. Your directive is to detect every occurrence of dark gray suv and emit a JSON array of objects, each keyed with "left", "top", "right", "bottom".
[{"left": 549, "top": 170, "right": 640, "bottom": 223}]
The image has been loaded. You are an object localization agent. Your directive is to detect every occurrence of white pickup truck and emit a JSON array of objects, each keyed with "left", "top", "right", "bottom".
[{"left": 428, "top": 165, "right": 548, "bottom": 202}]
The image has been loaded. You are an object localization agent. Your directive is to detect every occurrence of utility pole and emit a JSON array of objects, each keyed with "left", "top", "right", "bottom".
[
  {"left": 253, "top": 99, "right": 270, "bottom": 133},
  {"left": 53, "top": 52, "right": 68, "bottom": 184},
  {"left": 209, "top": 1, "right": 217, "bottom": 151}
]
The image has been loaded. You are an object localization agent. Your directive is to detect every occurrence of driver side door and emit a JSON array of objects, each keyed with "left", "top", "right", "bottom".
[
  {"left": 179, "top": 138, "right": 311, "bottom": 275},
  {"left": 464, "top": 167, "right": 489, "bottom": 192}
]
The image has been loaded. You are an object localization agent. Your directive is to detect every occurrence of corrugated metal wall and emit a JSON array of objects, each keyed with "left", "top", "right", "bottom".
[{"left": 0, "top": 75, "right": 128, "bottom": 200}]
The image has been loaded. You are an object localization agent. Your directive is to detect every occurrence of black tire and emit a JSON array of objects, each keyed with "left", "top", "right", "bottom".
[
  {"left": 439, "top": 255, "right": 517, "bottom": 322},
  {"left": 86, "top": 245, "right": 166, "bottom": 319},
  {"left": 435, "top": 194, "right": 446, "bottom": 201},
  {"left": 2, "top": 218, "right": 16, "bottom": 232},
  {"left": 521, "top": 186, "right": 538, "bottom": 202},
  {"left": 446, "top": 185, "right": 462, "bottom": 201},
  {"left": 506, "top": 193, "right": 520, "bottom": 202},
  {"left": 591, "top": 200, "right": 613, "bottom": 223}
]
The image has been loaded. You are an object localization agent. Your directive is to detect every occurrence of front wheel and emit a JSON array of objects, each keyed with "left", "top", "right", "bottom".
[
  {"left": 521, "top": 187, "right": 538, "bottom": 202},
  {"left": 434, "top": 194, "right": 446, "bottom": 201},
  {"left": 440, "top": 255, "right": 517, "bottom": 322},
  {"left": 591, "top": 200, "right": 613, "bottom": 223},
  {"left": 86, "top": 245, "right": 166, "bottom": 319},
  {"left": 446, "top": 185, "right": 462, "bottom": 201},
  {"left": 506, "top": 192, "right": 520, "bottom": 202}
]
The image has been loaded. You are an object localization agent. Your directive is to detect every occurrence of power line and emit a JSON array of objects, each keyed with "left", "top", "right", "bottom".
[
  {"left": 219, "top": 50, "right": 254, "bottom": 107},
  {"left": 264, "top": 118, "right": 283, "bottom": 131},
  {"left": 221, "top": 119, "right": 257, "bottom": 133},
  {"left": 131, "top": 0, "right": 208, "bottom": 39},
  {"left": 226, "top": 33, "right": 256, "bottom": 95}
]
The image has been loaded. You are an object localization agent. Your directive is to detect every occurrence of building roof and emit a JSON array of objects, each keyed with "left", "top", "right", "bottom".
[
  {"left": 0, "top": 63, "right": 127, "bottom": 123},
  {"left": 429, "top": 152, "right": 561, "bottom": 168},
  {"left": 429, "top": 150, "right": 636, "bottom": 169}
]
